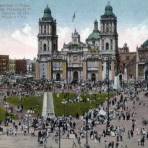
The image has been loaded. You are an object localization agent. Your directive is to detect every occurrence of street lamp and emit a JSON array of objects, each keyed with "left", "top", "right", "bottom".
[
  {"left": 85, "top": 115, "right": 90, "bottom": 148},
  {"left": 106, "top": 56, "right": 111, "bottom": 133},
  {"left": 58, "top": 119, "right": 62, "bottom": 148}
]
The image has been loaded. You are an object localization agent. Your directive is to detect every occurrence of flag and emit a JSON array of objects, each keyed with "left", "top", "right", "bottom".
[{"left": 72, "top": 12, "right": 76, "bottom": 22}]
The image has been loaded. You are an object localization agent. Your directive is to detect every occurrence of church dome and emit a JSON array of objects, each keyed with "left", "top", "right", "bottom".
[
  {"left": 44, "top": 5, "right": 51, "bottom": 14},
  {"left": 101, "top": 2, "right": 116, "bottom": 18},
  {"left": 87, "top": 31, "right": 100, "bottom": 41},
  {"left": 43, "top": 5, "right": 53, "bottom": 20},
  {"left": 142, "top": 40, "right": 148, "bottom": 48},
  {"left": 87, "top": 20, "right": 100, "bottom": 41},
  {"left": 105, "top": 3, "right": 113, "bottom": 12},
  {"left": 105, "top": 3, "right": 114, "bottom": 16}
]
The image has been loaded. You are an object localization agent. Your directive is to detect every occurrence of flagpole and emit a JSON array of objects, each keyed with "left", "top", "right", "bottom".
[{"left": 72, "top": 12, "right": 76, "bottom": 31}]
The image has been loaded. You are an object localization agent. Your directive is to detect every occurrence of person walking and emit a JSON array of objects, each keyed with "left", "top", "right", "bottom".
[
  {"left": 115, "top": 142, "right": 119, "bottom": 148},
  {"left": 72, "top": 139, "right": 77, "bottom": 148}
]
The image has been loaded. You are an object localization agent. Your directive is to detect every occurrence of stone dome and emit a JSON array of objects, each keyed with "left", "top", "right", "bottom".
[
  {"left": 43, "top": 5, "right": 53, "bottom": 20},
  {"left": 105, "top": 3, "right": 113, "bottom": 12},
  {"left": 44, "top": 5, "right": 51, "bottom": 15},
  {"left": 101, "top": 2, "right": 116, "bottom": 18},
  {"left": 87, "top": 20, "right": 100, "bottom": 41},
  {"left": 142, "top": 40, "right": 148, "bottom": 48},
  {"left": 87, "top": 31, "right": 100, "bottom": 41}
]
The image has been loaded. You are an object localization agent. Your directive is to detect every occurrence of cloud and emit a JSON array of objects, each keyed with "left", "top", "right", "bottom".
[
  {"left": 58, "top": 26, "right": 71, "bottom": 49},
  {"left": 80, "top": 27, "right": 91, "bottom": 42},
  {"left": 118, "top": 24, "right": 148, "bottom": 51},
  {"left": 11, "top": 24, "right": 37, "bottom": 48},
  {"left": 0, "top": 24, "right": 37, "bottom": 59},
  {"left": 0, "top": 36, "right": 36, "bottom": 59}
]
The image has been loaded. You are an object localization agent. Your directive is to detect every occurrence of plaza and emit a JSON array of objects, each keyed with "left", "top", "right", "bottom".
[
  {"left": 0, "top": 1, "right": 148, "bottom": 148},
  {"left": 0, "top": 85, "right": 148, "bottom": 148}
]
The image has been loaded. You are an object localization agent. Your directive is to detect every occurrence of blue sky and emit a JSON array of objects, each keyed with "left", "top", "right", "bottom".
[{"left": 0, "top": 0, "right": 148, "bottom": 59}]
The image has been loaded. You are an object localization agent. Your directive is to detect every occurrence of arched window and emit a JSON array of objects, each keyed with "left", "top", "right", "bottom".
[
  {"left": 102, "top": 39, "right": 104, "bottom": 50},
  {"left": 42, "top": 74, "right": 45, "bottom": 79},
  {"left": 44, "top": 25, "right": 46, "bottom": 34},
  {"left": 106, "top": 25, "right": 109, "bottom": 32},
  {"left": 106, "top": 43, "right": 109, "bottom": 50},
  {"left": 43, "top": 44, "right": 46, "bottom": 51},
  {"left": 119, "top": 74, "right": 122, "bottom": 81},
  {"left": 110, "top": 39, "right": 113, "bottom": 50},
  {"left": 53, "top": 43, "right": 56, "bottom": 51}
]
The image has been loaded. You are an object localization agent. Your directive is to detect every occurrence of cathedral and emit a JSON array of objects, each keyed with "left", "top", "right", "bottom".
[{"left": 35, "top": 3, "right": 119, "bottom": 83}]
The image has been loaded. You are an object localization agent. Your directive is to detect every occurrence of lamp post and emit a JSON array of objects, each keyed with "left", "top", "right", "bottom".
[
  {"left": 58, "top": 120, "right": 61, "bottom": 148},
  {"left": 134, "top": 78, "right": 137, "bottom": 97},
  {"left": 85, "top": 115, "right": 90, "bottom": 148},
  {"left": 106, "top": 56, "right": 110, "bottom": 133}
]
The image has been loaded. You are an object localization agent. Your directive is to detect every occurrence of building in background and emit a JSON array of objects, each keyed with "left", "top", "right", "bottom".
[
  {"left": 36, "top": 3, "right": 119, "bottom": 83},
  {"left": 30, "top": 58, "right": 36, "bottom": 75},
  {"left": 0, "top": 55, "right": 9, "bottom": 75},
  {"left": 118, "top": 40, "right": 148, "bottom": 82},
  {"left": 136, "top": 40, "right": 148, "bottom": 80},
  {"left": 8, "top": 59, "right": 35, "bottom": 76},
  {"left": 119, "top": 43, "right": 136, "bottom": 81},
  {"left": 9, "top": 59, "right": 15, "bottom": 74},
  {"left": 86, "top": 20, "right": 100, "bottom": 51},
  {"left": 15, "top": 59, "right": 27, "bottom": 75},
  {"left": 26, "top": 59, "right": 36, "bottom": 75}
]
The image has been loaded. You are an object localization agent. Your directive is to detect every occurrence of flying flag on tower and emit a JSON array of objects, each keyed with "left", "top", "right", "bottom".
[{"left": 72, "top": 12, "right": 76, "bottom": 22}]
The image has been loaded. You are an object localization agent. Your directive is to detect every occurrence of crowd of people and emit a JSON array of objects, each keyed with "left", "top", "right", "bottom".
[{"left": 0, "top": 79, "right": 148, "bottom": 148}]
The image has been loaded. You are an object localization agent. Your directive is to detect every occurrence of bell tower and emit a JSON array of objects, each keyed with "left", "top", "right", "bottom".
[
  {"left": 36, "top": 5, "right": 58, "bottom": 80},
  {"left": 100, "top": 2, "right": 119, "bottom": 82},
  {"left": 100, "top": 2, "right": 118, "bottom": 55},
  {"left": 38, "top": 5, "right": 58, "bottom": 58}
]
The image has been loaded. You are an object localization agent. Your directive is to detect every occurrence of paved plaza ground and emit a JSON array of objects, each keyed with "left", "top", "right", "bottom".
[{"left": 0, "top": 131, "right": 148, "bottom": 148}]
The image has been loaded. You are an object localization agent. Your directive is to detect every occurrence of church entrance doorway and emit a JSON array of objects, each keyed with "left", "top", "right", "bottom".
[
  {"left": 56, "top": 73, "right": 61, "bottom": 81},
  {"left": 73, "top": 71, "right": 78, "bottom": 83},
  {"left": 145, "top": 70, "right": 148, "bottom": 80},
  {"left": 91, "top": 73, "right": 96, "bottom": 81}
]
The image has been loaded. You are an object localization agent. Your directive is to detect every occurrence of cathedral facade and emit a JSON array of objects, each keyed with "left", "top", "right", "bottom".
[{"left": 35, "top": 3, "right": 119, "bottom": 83}]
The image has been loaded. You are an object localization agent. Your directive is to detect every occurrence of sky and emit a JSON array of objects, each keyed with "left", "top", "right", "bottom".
[{"left": 0, "top": 0, "right": 148, "bottom": 59}]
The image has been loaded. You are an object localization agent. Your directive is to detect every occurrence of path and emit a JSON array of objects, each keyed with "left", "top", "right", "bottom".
[{"left": 42, "top": 92, "right": 55, "bottom": 118}]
